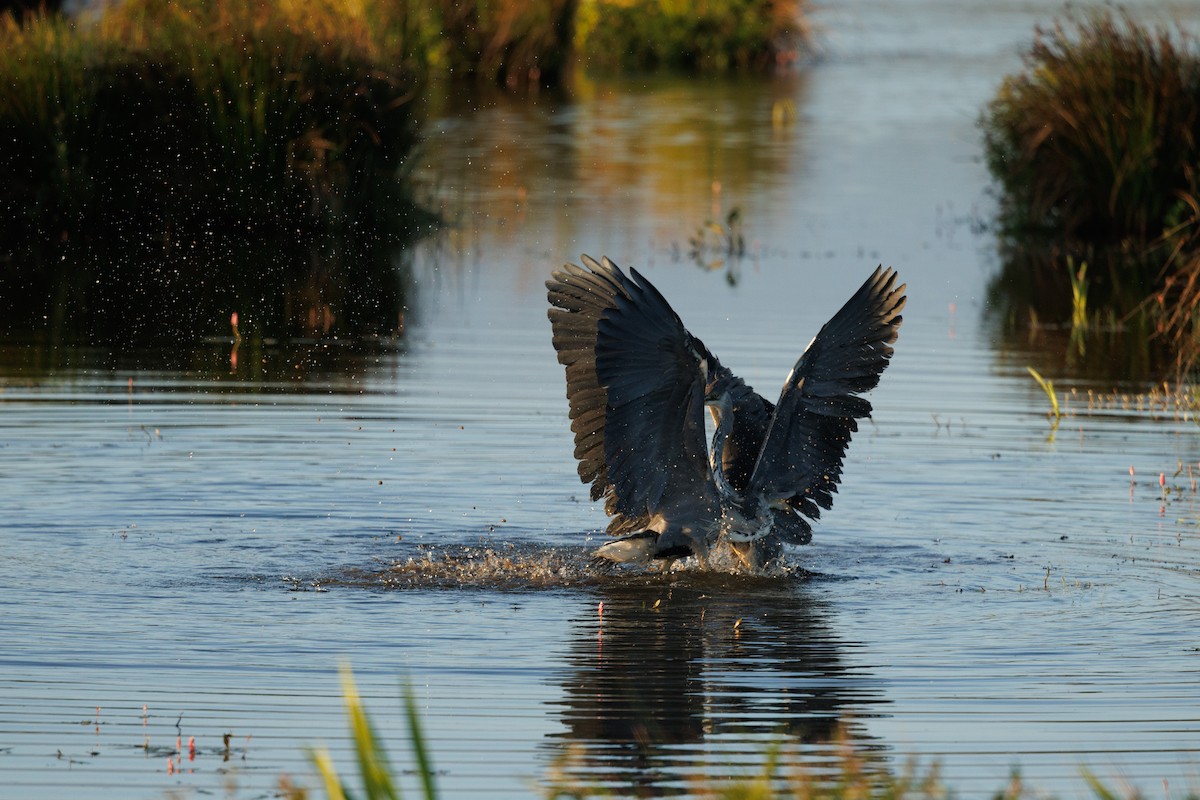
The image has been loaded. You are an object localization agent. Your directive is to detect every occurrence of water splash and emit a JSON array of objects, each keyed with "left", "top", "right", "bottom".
[{"left": 328, "top": 541, "right": 809, "bottom": 591}]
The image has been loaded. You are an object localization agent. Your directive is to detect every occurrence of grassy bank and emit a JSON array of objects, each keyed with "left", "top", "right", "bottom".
[
  {"left": 981, "top": 11, "right": 1200, "bottom": 372},
  {"left": 0, "top": 1, "right": 435, "bottom": 342},
  {"left": 0, "top": 1, "right": 428, "bottom": 241},
  {"left": 0, "top": 0, "right": 809, "bottom": 342},
  {"left": 574, "top": 0, "right": 811, "bottom": 72}
]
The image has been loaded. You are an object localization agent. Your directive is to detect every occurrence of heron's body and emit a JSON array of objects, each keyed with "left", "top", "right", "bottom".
[{"left": 547, "top": 256, "right": 905, "bottom": 571}]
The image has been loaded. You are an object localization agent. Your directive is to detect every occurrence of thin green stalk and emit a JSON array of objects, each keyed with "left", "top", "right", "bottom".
[
  {"left": 402, "top": 682, "right": 437, "bottom": 800},
  {"left": 1027, "top": 366, "right": 1061, "bottom": 420},
  {"left": 340, "top": 664, "right": 402, "bottom": 800},
  {"left": 1069, "top": 258, "right": 1089, "bottom": 332}
]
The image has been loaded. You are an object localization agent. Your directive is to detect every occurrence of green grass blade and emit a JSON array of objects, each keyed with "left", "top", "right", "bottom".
[
  {"left": 308, "top": 744, "right": 352, "bottom": 800},
  {"left": 1026, "top": 366, "right": 1061, "bottom": 419},
  {"left": 1081, "top": 768, "right": 1122, "bottom": 800},
  {"left": 402, "top": 683, "right": 438, "bottom": 800},
  {"left": 340, "top": 664, "right": 401, "bottom": 800}
]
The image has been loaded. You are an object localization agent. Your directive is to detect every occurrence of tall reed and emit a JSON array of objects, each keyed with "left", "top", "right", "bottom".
[
  {"left": 981, "top": 10, "right": 1200, "bottom": 371},
  {"left": 426, "top": 0, "right": 576, "bottom": 87}
]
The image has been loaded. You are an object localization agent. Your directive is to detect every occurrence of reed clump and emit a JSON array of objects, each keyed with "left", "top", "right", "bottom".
[
  {"left": 0, "top": 1, "right": 428, "bottom": 243},
  {"left": 425, "top": 0, "right": 576, "bottom": 88},
  {"left": 575, "top": 0, "right": 812, "bottom": 72},
  {"left": 983, "top": 11, "right": 1200, "bottom": 244},
  {"left": 981, "top": 10, "right": 1200, "bottom": 371}
]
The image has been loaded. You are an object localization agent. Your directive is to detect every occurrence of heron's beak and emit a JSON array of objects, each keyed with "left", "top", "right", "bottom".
[{"left": 704, "top": 390, "right": 731, "bottom": 410}]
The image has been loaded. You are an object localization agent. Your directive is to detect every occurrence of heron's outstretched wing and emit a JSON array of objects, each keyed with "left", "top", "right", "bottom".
[
  {"left": 547, "top": 256, "right": 648, "bottom": 536},
  {"left": 594, "top": 264, "right": 715, "bottom": 522},
  {"left": 747, "top": 267, "right": 906, "bottom": 507}
]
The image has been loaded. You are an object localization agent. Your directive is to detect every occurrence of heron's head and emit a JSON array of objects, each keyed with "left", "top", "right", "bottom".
[
  {"left": 704, "top": 386, "right": 733, "bottom": 419},
  {"left": 704, "top": 363, "right": 734, "bottom": 411}
]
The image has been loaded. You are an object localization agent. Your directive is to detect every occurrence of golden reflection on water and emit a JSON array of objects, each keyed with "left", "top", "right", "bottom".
[{"left": 416, "top": 72, "right": 810, "bottom": 284}]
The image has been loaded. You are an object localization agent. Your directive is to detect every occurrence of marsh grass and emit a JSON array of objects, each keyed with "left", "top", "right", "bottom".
[
  {"left": 981, "top": 10, "right": 1200, "bottom": 371},
  {"left": 0, "top": 0, "right": 813, "bottom": 257},
  {"left": 282, "top": 665, "right": 437, "bottom": 800},
  {"left": 1026, "top": 366, "right": 1061, "bottom": 421},
  {"left": 575, "top": 0, "right": 811, "bottom": 72},
  {"left": 983, "top": 10, "right": 1200, "bottom": 245},
  {"left": 1148, "top": 248, "right": 1200, "bottom": 372},
  {"left": 1068, "top": 260, "right": 1089, "bottom": 333},
  {"left": 0, "top": 1, "right": 428, "bottom": 242},
  {"left": 545, "top": 738, "right": 953, "bottom": 800},
  {"left": 427, "top": 0, "right": 576, "bottom": 88},
  {"left": 0, "top": 2, "right": 439, "bottom": 343}
]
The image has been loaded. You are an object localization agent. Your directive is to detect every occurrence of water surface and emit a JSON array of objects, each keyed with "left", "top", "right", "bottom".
[{"left": 4, "top": 1, "right": 1200, "bottom": 798}]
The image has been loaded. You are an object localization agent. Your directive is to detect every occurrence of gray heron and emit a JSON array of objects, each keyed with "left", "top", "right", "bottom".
[{"left": 547, "top": 256, "right": 905, "bottom": 570}]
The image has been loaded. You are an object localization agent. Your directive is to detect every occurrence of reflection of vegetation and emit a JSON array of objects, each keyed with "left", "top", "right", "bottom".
[
  {"left": 0, "top": 230, "right": 413, "bottom": 349},
  {"left": 688, "top": 205, "right": 746, "bottom": 281},
  {"left": 981, "top": 11, "right": 1200, "bottom": 372},
  {"left": 414, "top": 72, "right": 807, "bottom": 272},
  {"left": 575, "top": 0, "right": 811, "bottom": 72},
  {"left": 985, "top": 244, "right": 1165, "bottom": 380}
]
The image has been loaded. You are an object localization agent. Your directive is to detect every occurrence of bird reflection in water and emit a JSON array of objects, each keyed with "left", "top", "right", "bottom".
[{"left": 543, "top": 578, "right": 888, "bottom": 796}]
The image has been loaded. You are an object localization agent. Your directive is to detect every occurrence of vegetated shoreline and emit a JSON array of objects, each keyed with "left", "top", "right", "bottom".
[
  {"left": 0, "top": 0, "right": 814, "bottom": 240},
  {"left": 0, "top": 0, "right": 812, "bottom": 343},
  {"left": 982, "top": 9, "right": 1200, "bottom": 375},
  {"left": 13, "top": 4, "right": 1199, "bottom": 372}
]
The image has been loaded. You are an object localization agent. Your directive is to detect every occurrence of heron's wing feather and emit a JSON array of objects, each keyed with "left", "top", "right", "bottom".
[
  {"left": 595, "top": 266, "right": 715, "bottom": 520},
  {"left": 748, "top": 267, "right": 906, "bottom": 506},
  {"left": 547, "top": 256, "right": 625, "bottom": 500},
  {"left": 549, "top": 257, "right": 657, "bottom": 538}
]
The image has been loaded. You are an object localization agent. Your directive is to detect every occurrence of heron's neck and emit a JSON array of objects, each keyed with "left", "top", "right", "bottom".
[{"left": 709, "top": 404, "right": 738, "bottom": 502}]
